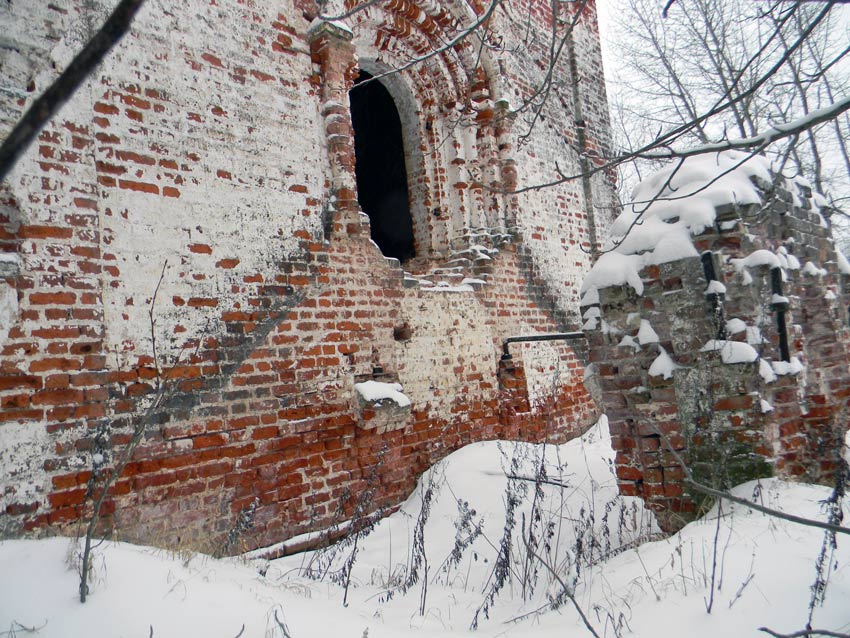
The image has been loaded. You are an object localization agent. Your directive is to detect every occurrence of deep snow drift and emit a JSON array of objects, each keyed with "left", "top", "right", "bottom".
[{"left": 2, "top": 418, "right": 848, "bottom": 637}]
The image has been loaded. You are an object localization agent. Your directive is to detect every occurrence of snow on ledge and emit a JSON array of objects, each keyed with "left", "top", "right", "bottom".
[
  {"left": 771, "top": 357, "right": 804, "bottom": 376},
  {"left": 731, "top": 249, "right": 781, "bottom": 272},
  {"left": 802, "top": 261, "right": 827, "bottom": 277},
  {"left": 837, "top": 251, "right": 850, "bottom": 275},
  {"left": 307, "top": 17, "right": 353, "bottom": 36},
  {"left": 420, "top": 282, "right": 474, "bottom": 293},
  {"left": 725, "top": 318, "right": 747, "bottom": 335},
  {"left": 354, "top": 380, "right": 411, "bottom": 407},
  {"left": 637, "top": 319, "right": 659, "bottom": 345},
  {"left": 583, "top": 150, "right": 770, "bottom": 295},
  {"left": 700, "top": 339, "right": 759, "bottom": 364},
  {"left": 705, "top": 280, "right": 727, "bottom": 295},
  {"left": 648, "top": 348, "right": 678, "bottom": 379}
]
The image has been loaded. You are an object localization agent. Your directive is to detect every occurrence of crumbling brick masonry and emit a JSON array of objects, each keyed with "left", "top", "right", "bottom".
[{"left": 0, "top": 0, "right": 613, "bottom": 551}]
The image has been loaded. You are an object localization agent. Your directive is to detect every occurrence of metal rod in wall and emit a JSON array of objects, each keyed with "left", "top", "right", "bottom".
[{"left": 501, "top": 332, "right": 586, "bottom": 359}]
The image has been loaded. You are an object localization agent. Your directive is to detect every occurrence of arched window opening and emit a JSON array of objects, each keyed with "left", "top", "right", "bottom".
[{"left": 349, "top": 70, "right": 415, "bottom": 262}]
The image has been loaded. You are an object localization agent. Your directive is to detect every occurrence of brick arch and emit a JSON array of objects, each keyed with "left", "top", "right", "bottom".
[
  {"left": 354, "top": 59, "right": 433, "bottom": 258},
  {"left": 329, "top": 0, "right": 514, "bottom": 262}
]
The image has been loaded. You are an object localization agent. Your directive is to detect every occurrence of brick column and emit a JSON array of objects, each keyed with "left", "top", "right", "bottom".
[
  {"left": 307, "top": 20, "right": 362, "bottom": 235},
  {"left": 493, "top": 98, "right": 517, "bottom": 231}
]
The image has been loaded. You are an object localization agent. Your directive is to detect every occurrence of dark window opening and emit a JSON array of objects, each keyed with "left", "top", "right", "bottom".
[
  {"left": 770, "top": 266, "right": 791, "bottom": 362},
  {"left": 349, "top": 70, "right": 415, "bottom": 262}
]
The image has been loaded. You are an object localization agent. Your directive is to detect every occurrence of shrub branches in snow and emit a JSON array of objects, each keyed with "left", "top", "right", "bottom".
[
  {"left": 471, "top": 447, "right": 525, "bottom": 629},
  {"left": 217, "top": 497, "right": 261, "bottom": 558},
  {"left": 78, "top": 263, "right": 177, "bottom": 603},
  {"left": 300, "top": 446, "right": 389, "bottom": 606},
  {"left": 808, "top": 457, "right": 849, "bottom": 624}
]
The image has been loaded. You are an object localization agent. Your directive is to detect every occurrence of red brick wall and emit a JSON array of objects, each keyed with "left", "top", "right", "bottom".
[
  {"left": 3, "top": 227, "right": 596, "bottom": 549},
  {"left": 584, "top": 179, "right": 850, "bottom": 531},
  {"left": 0, "top": 0, "right": 611, "bottom": 549}
]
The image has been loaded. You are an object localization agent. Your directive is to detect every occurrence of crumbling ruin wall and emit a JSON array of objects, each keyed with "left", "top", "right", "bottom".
[
  {"left": 0, "top": 0, "right": 610, "bottom": 550},
  {"left": 583, "top": 155, "right": 850, "bottom": 531}
]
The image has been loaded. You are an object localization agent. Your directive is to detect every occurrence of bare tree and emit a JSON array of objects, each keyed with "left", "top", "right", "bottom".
[{"left": 605, "top": 0, "right": 850, "bottom": 213}]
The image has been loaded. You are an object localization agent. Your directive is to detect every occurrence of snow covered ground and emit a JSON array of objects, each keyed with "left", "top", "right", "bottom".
[{"left": 2, "top": 418, "right": 849, "bottom": 638}]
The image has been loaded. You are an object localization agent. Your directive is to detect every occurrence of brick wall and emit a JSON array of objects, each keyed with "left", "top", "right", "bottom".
[
  {"left": 584, "top": 174, "right": 850, "bottom": 531},
  {"left": 0, "top": 0, "right": 610, "bottom": 550}
]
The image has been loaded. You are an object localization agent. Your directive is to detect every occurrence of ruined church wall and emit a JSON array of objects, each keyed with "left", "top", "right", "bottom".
[
  {"left": 583, "top": 176, "right": 850, "bottom": 530},
  {"left": 2, "top": 0, "right": 327, "bottom": 356},
  {"left": 0, "top": 0, "right": 608, "bottom": 549},
  {"left": 498, "top": 0, "right": 616, "bottom": 320}
]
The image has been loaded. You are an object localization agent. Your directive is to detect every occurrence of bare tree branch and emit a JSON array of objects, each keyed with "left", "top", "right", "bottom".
[
  {"left": 0, "top": 0, "right": 146, "bottom": 182},
  {"left": 639, "top": 94, "right": 850, "bottom": 160},
  {"left": 649, "top": 424, "right": 850, "bottom": 538},
  {"left": 522, "top": 537, "right": 602, "bottom": 638},
  {"left": 79, "top": 262, "right": 172, "bottom": 603},
  {"left": 759, "top": 628, "right": 850, "bottom": 638}
]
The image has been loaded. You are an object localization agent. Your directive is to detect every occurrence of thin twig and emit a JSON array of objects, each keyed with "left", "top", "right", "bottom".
[
  {"left": 502, "top": 601, "right": 555, "bottom": 625},
  {"left": 149, "top": 262, "right": 168, "bottom": 385},
  {"left": 634, "top": 547, "right": 660, "bottom": 602},
  {"left": 704, "top": 501, "right": 722, "bottom": 614},
  {"left": 661, "top": 0, "right": 677, "bottom": 18},
  {"left": 523, "top": 538, "right": 602, "bottom": 638},
  {"left": 728, "top": 572, "right": 755, "bottom": 609},
  {"left": 273, "top": 610, "right": 293, "bottom": 638},
  {"left": 759, "top": 628, "right": 850, "bottom": 638},
  {"left": 684, "top": 479, "right": 850, "bottom": 537},
  {"left": 80, "top": 263, "right": 172, "bottom": 603},
  {"left": 0, "top": 620, "right": 48, "bottom": 636},
  {"left": 505, "top": 474, "right": 571, "bottom": 489}
]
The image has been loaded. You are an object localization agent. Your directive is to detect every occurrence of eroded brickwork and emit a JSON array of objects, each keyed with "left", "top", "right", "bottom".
[
  {"left": 584, "top": 177, "right": 850, "bottom": 531},
  {"left": 0, "top": 0, "right": 609, "bottom": 550}
]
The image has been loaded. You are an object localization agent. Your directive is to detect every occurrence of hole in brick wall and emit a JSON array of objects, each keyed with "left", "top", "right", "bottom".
[
  {"left": 393, "top": 322, "right": 411, "bottom": 342},
  {"left": 349, "top": 70, "right": 416, "bottom": 263},
  {"left": 701, "top": 250, "right": 727, "bottom": 339}
]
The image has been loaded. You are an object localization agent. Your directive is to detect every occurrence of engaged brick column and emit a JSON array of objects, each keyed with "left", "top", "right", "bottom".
[
  {"left": 493, "top": 99, "right": 518, "bottom": 230},
  {"left": 308, "top": 20, "right": 361, "bottom": 234}
]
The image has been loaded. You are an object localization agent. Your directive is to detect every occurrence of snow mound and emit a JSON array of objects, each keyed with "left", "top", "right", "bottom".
[
  {"left": 637, "top": 319, "right": 660, "bottom": 344},
  {"left": 701, "top": 339, "right": 760, "bottom": 364},
  {"left": 2, "top": 428, "right": 850, "bottom": 638},
  {"left": 649, "top": 347, "right": 678, "bottom": 379},
  {"left": 726, "top": 318, "right": 748, "bottom": 335},
  {"left": 772, "top": 357, "right": 805, "bottom": 376}
]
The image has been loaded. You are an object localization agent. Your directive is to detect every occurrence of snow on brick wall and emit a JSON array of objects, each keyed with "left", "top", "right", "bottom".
[
  {"left": 6, "top": 0, "right": 326, "bottom": 363},
  {"left": 0, "top": 0, "right": 611, "bottom": 549},
  {"left": 582, "top": 153, "right": 850, "bottom": 531}
]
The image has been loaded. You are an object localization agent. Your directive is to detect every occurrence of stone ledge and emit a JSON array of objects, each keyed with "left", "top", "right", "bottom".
[{"left": 353, "top": 378, "right": 412, "bottom": 434}]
